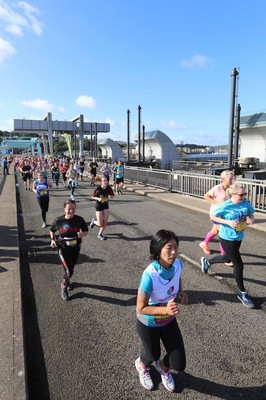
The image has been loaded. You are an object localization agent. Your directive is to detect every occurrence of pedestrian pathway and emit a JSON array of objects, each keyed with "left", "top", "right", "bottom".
[
  {"left": 124, "top": 182, "right": 266, "bottom": 233},
  {"left": 0, "top": 173, "right": 26, "bottom": 400}
]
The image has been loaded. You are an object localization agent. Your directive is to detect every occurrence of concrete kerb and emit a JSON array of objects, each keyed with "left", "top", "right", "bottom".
[{"left": 0, "top": 174, "right": 27, "bottom": 400}]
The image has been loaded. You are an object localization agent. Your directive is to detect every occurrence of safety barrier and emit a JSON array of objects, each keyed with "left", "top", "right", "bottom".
[{"left": 124, "top": 166, "right": 266, "bottom": 213}]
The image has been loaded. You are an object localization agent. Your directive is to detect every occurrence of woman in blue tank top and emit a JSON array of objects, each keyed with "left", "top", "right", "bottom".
[{"left": 33, "top": 171, "right": 52, "bottom": 228}]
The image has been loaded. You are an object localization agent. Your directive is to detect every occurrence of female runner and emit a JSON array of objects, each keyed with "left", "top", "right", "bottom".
[
  {"left": 89, "top": 177, "right": 114, "bottom": 240},
  {"left": 32, "top": 171, "right": 52, "bottom": 228},
  {"left": 50, "top": 199, "right": 88, "bottom": 300},
  {"left": 135, "top": 230, "right": 188, "bottom": 392}
]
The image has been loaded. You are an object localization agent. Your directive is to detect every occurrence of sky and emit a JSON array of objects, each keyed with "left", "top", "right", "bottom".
[{"left": 1, "top": 0, "right": 266, "bottom": 146}]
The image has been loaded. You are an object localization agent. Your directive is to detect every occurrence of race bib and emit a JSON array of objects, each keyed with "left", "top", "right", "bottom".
[
  {"left": 236, "top": 219, "right": 247, "bottom": 232},
  {"left": 40, "top": 190, "right": 47, "bottom": 196},
  {"left": 66, "top": 239, "right": 77, "bottom": 246}
]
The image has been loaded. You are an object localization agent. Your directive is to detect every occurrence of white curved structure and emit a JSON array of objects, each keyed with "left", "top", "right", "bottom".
[
  {"left": 97, "top": 138, "right": 125, "bottom": 161},
  {"left": 240, "top": 113, "right": 266, "bottom": 167},
  {"left": 135, "top": 130, "right": 179, "bottom": 169}
]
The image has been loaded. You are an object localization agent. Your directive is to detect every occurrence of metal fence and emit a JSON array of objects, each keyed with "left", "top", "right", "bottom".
[{"left": 124, "top": 166, "right": 266, "bottom": 213}]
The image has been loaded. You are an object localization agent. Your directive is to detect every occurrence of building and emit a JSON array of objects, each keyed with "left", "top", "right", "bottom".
[{"left": 240, "top": 112, "right": 266, "bottom": 168}]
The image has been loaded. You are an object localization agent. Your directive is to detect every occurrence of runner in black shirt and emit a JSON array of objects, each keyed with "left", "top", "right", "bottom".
[
  {"left": 50, "top": 199, "right": 88, "bottom": 300},
  {"left": 89, "top": 177, "right": 114, "bottom": 240},
  {"left": 89, "top": 158, "right": 98, "bottom": 185},
  {"left": 21, "top": 159, "right": 32, "bottom": 191}
]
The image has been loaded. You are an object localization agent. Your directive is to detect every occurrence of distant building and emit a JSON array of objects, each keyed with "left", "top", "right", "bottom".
[{"left": 240, "top": 113, "right": 266, "bottom": 168}]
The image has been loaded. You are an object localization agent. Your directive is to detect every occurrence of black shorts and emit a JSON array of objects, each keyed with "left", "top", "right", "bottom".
[
  {"left": 116, "top": 177, "right": 124, "bottom": 184},
  {"left": 22, "top": 173, "right": 31, "bottom": 181},
  {"left": 95, "top": 202, "right": 109, "bottom": 212}
]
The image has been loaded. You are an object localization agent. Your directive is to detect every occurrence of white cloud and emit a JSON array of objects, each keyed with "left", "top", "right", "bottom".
[
  {"left": 21, "top": 98, "right": 65, "bottom": 113},
  {"left": 1, "top": 118, "right": 13, "bottom": 130},
  {"left": 162, "top": 120, "right": 189, "bottom": 130},
  {"left": 0, "top": 0, "right": 43, "bottom": 37},
  {"left": 0, "top": 37, "right": 15, "bottom": 63},
  {"left": 76, "top": 95, "right": 96, "bottom": 109},
  {"left": 18, "top": 1, "right": 42, "bottom": 35},
  {"left": 104, "top": 117, "right": 114, "bottom": 126},
  {"left": 180, "top": 54, "right": 213, "bottom": 69}
]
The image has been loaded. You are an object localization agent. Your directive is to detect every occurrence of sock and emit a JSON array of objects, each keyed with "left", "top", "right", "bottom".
[
  {"left": 219, "top": 243, "right": 225, "bottom": 255},
  {"left": 204, "top": 231, "right": 216, "bottom": 244}
]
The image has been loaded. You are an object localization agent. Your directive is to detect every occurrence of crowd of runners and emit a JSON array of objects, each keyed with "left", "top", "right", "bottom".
[{"left": 1, "top": 155, "right": 258, "bottom": 393}]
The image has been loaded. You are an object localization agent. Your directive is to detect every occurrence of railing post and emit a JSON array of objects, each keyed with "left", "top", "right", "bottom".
[{"left": 169, "top": 171, "right": 172, "bottom": 192}]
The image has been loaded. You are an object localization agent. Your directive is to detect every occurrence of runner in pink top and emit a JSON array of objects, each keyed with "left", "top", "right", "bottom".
[{"left": 199, "top": 170, "right": 235, "bottom": 255}]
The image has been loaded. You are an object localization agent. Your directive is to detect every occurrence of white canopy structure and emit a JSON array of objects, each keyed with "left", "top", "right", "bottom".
[
  {"left": 240, "top": 113, "right": 266, "bottom": 168},
  {"left": 135, "top": 130, "right": 179, "bottom": 169}
]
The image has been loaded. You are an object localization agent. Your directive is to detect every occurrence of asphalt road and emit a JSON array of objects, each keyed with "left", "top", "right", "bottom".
[{"left": 18, "top": 177, "right": 266, "bottom": 400}]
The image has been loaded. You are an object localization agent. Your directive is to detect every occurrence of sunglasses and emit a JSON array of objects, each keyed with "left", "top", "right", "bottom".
[{"left": 235, "top": 192, "right": 247, "bottom": 197}]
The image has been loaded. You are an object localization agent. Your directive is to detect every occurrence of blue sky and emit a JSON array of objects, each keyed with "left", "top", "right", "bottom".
[{"left": 1, "top": 0, "right": 266, "bottom": 146}]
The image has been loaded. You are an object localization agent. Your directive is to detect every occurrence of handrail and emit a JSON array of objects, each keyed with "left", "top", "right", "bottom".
[{"left": 124, "top": 166, "right": 266, "bottom": 213}]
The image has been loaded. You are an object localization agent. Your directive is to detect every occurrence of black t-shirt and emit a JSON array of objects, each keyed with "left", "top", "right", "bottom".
[
  {"left": 92, "top": 185, "right": 114, "bottom": 210},
  {"left": 89, "top": 162, "right": 98, "bottom": 170},
  {"left": 50, "top": 215, "right": 88, "bottom": 246},
  {"left": 22, "top": 165, "right": 32, "bottom": 174}
]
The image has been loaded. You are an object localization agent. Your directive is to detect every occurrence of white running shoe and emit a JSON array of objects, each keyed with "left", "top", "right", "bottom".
[
  {"left": 90, "top": 218, "right": 96, "bottom": 229},
  {"left": 135, "top": 357, "right": 154, "bottom": 390},
  {"left": 153, "top": 360, "right": 175, "bottom": 392}
]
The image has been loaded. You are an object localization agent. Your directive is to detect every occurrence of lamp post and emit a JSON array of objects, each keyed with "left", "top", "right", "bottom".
[
  {"left": 90, "top": 124, "right": 93, "bottom": 158},
  {"left": 138, "top": 105, "right": 141, "bottom": 163}
]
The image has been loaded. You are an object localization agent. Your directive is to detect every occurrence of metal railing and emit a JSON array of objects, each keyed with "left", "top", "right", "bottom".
[{"left": 124, "top": 166, "right": 266, "bottom": 213}]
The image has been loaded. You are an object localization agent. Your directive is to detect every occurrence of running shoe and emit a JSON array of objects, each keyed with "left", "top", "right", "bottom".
[
  {"left": 67, "top": 281, "right": 73, "bottom": 291},
  {"left": 237, "top": 291, "right": 254, "bottom": 308},
  {"left": 90, "top": 218, "right": 96, "bottom": 229},
  {"left": 42, "top": 222, "right": 47, "bottom": 228},
  {"left": 135, "top": 357, "right": 154, "bottom": 390},
  {"left": 97, "top": 234, "right": 106, "bottom": 240},
  {"left": 61, "top": 286, "right": 69, "bottom": 301},
  {"left": 199, "top": 241, "right": 211, "bottom": 255},
  {"left": 201, "top": 257, "right": 210, "bottom": 273},
  {"left": 70, "top": 195, "right": 75, "bottom": 201},
  {"left": 118, "top": 190, "right": 122, "bottom": 195},
  {"left": 153, "top": 360, "right": 175, "bottom": 392}
]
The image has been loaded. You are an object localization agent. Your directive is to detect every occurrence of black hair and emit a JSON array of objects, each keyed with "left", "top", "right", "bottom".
[
  {"left": 150, "top": 229, "right": 179, "bottom": 260},
  {"left": 63, "top": 199, "right": 76, "bottom": 208}
]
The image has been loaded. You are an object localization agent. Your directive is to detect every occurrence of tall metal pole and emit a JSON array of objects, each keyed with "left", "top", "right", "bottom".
[
  {"left": 234, "top": 103, "right": 241, "bottom": 168},
  {"left": 142, "top": 125, "right": 145, "bottom": 162},
  {"left": 228, "top": 68, "right": 239, "bottom": 168},
  {"left": 138, "top": 105, "right": 141, "bottom": 163},
  {"left": 127, "top": 109, "right": 130, "bottom": 161},
  {"left": 94, "top": 122, "right": 98, "bottom": 158},
  {"left": 90, "top": 124, "right": 93, "bottom": 158},
  {"left": 74, "top": 124, "right": 76, "bottom": 159}
]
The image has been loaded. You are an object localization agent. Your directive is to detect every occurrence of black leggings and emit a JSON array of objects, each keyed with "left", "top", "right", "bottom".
[
  {"left": 58, "top": 246, "right": 80, "bottom": 283},
  {"left": 37, "top": 197, "right": 49, "bottom": 223},
  {"left": 209, "top": 238, "right": 245, "bottom": 292},
  {"left": 137, "top": 318, "right": 186, "bottom": 371}
]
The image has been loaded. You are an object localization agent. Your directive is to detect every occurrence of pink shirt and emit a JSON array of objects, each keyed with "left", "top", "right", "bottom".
[{"left": 208, "top": 183, "right": 228, "bottom": 215}]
